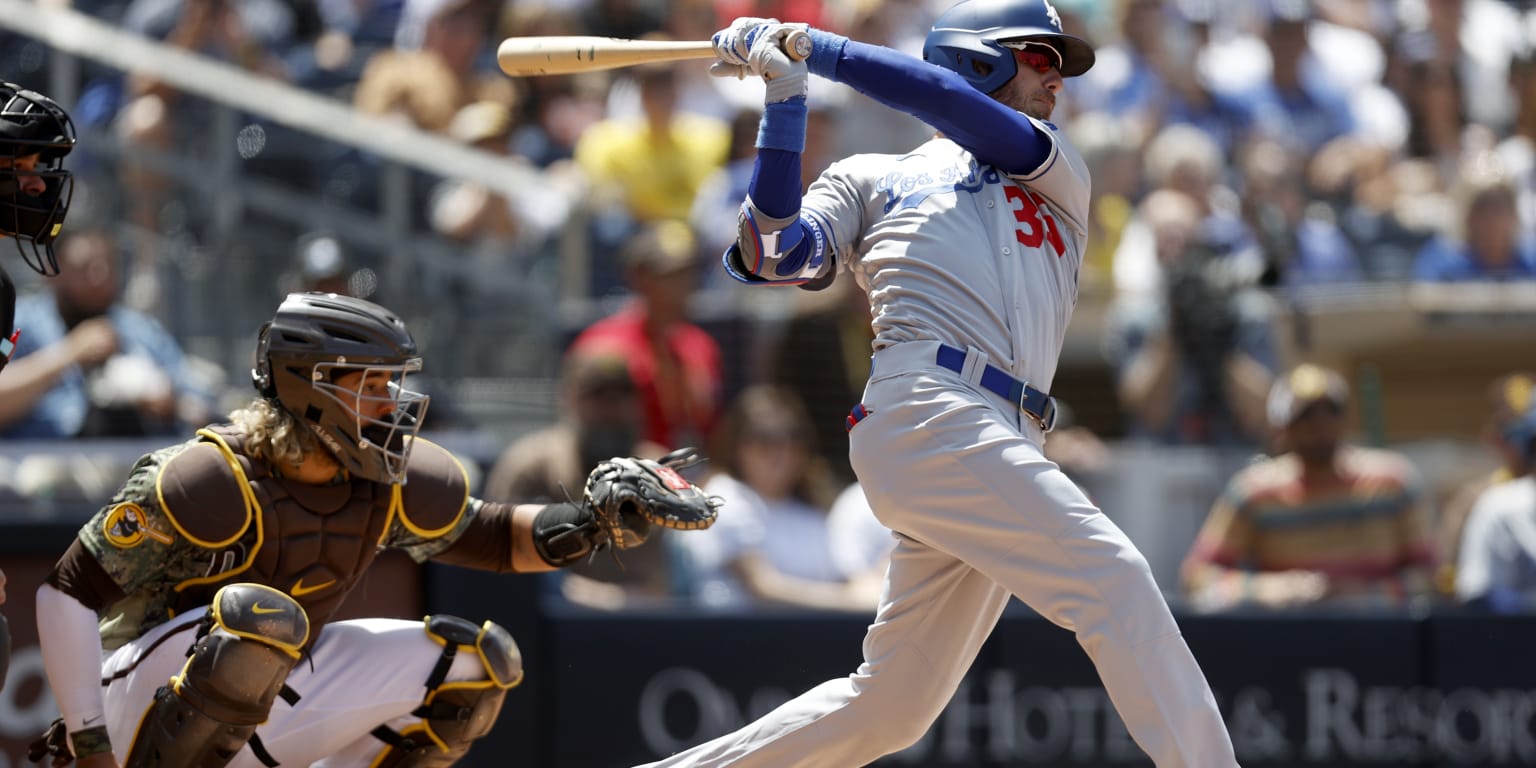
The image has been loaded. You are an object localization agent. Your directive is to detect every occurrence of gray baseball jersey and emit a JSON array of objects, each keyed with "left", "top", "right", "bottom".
[{"left": 801, "top": 121, "right": 1089, "bottom": 389}]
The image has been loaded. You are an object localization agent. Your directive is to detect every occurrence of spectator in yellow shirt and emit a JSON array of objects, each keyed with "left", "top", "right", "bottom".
[{"left": 574, "top": 60, "right": 730, "bottom": 225}]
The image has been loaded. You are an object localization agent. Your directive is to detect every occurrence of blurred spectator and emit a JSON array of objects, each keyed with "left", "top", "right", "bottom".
[
  {"left": 1074, "top": 0, "right": 1251, "bottom": 153},
  {"left": 1069, "top": 112, "right": 1142, "bottom": 296},
  {"left": 499, "top": 5, "right": 609, "bottom": 169},
  {"left": 431, "top": 101, "right": 535, "bottom": 247},
  {"left": 1437, "top": 372, "right": 1536, "bottom": 596},
  {"left": 824, "top": 481, "right": 896, "bottom": 607},
  {"left": 354, "top": 0, "right": 512, "bottom": 133},
  {"left": 1182, "top": 363, "right": 1435, "bottom": 611},
  {"left": 484, "top": 349, "right": 671, "bottom": 610},
  {"left": 1393, "top": 47, "right": 1471, "bottom": 181},
  {"left": 1237, "top": 137, "right": 1361, "bottom": 288},
  {"left": 579, "top": 0, "right": 662, "bottom": 41},
  {"left": 1306, "top": 137, "right": 1433, "bottom": 281},
  {"left": 568, "top": 220, "right": 722, "bottom": 451},
  {"left": 114, "top": 0, "right": 299, "bottom": 252},
  {"left": 675, "top": 385, "right": 877, "bottom": 611},
  {"left": 1112, "top": 123, "right": 1259, "bottom": 299},
  {"left": 1412, "top": 158, "right": 1536, "bottom": 281},
  {"left": 0, "top": 229, "right": 218, "bottom": 438},
  {"left": 1038, "top": 399, "right": 1111, "bottom": 483},
  {"left": 1454, "top": 396, "right": 1536, "bottom": 613},
  {"left": 1236, "top": 1, "right": 1359, "bottom": 156},
  {"left": 573, "top": 57, "right": 730, "bottom": 226},
  {"left": 122, "top": 0, "right": 296, "bottom": 76},
  {"left": 604, "top": 0, "right": 729, "bottom": 122},
  {"left": 1499, "top": 49, "right": 1536, "bottom": 233},
  {"left": 1397, "top": 0, "right": 1527, "bottom": 133},
  {"left": 763, "top": 278, "right": 872, "bottom": 489},
  {"left": 1108, "top": 189, "right": 1276, "bottom": 446}
]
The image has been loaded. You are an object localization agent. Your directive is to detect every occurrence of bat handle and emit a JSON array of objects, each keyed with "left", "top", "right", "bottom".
[{"left": 783, "top": 28, "right": 813, "bottom": 62}]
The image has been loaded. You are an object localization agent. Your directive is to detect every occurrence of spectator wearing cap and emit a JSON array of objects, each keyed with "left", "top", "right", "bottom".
[
  {"left": 1436, "top": 372, "right": 1536, "bottom": 597},
  {"left": 484, "top": 349, "right": 672, "bottom": 609},
  {"left": 568, "top": 220, "right": 722, "bottom": 451},
  {"left": 1180, "top": 363, "right": 1435, "bottom": 612},
  {"left": 1452, "top": 381, "right": 1536, "bottom": 613}
]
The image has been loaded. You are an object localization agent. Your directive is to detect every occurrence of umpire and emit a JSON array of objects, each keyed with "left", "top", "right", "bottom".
[{"left": 0, "top": 79, "right": 76, "bottom": 690}]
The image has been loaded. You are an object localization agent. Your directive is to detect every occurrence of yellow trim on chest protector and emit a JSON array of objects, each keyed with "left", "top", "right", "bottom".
[
  {"left": 391, "top": 436, "right": 471, "bottom": 539},
  {"left": 168, "top": 429, "right": 266, "bottom": 592}
]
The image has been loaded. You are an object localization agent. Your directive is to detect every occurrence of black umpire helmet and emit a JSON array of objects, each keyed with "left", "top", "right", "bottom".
[
  {"left": 924, "top": 0, "right": 1095, "bottom": 93},
  {"left": 252, "top": 293, "right": 430, "bottom": 484},
  {"left": 0, "top": 81, "right": 75, "bottom": 277}
]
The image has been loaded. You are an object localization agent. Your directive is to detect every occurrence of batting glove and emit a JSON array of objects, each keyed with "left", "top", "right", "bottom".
[
  {"left": 710, "top": 16, "right": 780, "bottom": 79},
  {"left": 749, "top": 23, "right": 810, "bottom": 103}
]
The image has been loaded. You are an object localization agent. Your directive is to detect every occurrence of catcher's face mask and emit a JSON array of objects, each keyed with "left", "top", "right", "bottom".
[{"left": 310, "top": 360, "right": 429, "bottom": 484}]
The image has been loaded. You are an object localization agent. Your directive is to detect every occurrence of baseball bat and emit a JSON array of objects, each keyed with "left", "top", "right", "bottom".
[{"left": 496, "top": 31, "right": 812, "bottom": 77}]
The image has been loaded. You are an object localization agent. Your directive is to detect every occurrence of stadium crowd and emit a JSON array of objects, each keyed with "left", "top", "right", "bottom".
[{"left": 2, "top": 0, "right": 1536, "bottom": 617}]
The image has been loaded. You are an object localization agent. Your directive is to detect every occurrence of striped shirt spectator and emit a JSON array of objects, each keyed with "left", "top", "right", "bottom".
[{"left": 1181, "top": 364, "right": 1435, "bottom": 611}]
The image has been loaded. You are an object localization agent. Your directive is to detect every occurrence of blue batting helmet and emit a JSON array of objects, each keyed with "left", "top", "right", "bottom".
[{"left": 924, "top": 0, "right": 1095, "bottom": 93}]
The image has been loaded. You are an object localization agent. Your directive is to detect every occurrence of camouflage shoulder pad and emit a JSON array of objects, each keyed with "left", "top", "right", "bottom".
[
  {"left": 394, "top": 437, "right": 469, "bottom": 539},
  {"left": 157, "top": 441, "right": 255, "bottom": 549}
]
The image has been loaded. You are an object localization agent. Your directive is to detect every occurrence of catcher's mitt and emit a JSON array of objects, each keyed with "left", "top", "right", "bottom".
[{"left": 585, "top": 448, "right": 722, "bottom": 549}]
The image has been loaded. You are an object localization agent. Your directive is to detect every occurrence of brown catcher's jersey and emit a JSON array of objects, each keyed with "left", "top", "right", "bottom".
[{"left": 80, "top": 427, "right": 475, "bottom": 649}]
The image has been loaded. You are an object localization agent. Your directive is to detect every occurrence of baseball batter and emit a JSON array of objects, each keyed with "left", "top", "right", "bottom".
[
  {"left": 640, "top": 1, "right": 1237, "bottom": 765},
  {"left": 31, "top": 293, "right": 716, "bottom": 768}
]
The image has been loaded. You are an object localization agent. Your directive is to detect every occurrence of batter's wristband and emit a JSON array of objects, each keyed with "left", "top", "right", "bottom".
[
  {"left": 757, "top": 97, "right": 808, "bottom": 153},
  {"left": 805, "top": 29, "right": 847, "bottom": 78},
  {"left": 70, "top": 725, "right": 112, "bottom": 758}
]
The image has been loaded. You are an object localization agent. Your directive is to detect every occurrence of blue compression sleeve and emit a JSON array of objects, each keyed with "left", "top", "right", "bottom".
[
  {"left": 806, "top": 29, "right": 1051, "bottom": 174},
  {"left": 748, "top": 148, "right": 802, "bottom": 219}
]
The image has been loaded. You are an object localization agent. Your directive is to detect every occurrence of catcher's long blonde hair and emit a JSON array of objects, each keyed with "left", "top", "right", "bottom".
[{"left": 226, "top": 398, "right": 319, "bottom": 468}]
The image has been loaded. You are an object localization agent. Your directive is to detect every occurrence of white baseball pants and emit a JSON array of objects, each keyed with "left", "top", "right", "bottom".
[
  {"left": 99, "top": 611, "right": 488, "bottom": 767},
  {"left": 638, "top": 342, "right": 1237, "bottom": 767}
]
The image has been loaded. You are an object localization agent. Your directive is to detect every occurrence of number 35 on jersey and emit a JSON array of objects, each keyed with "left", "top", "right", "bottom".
[{"left": 1005, "top": 184, "right": 1065, "bottom": 258}]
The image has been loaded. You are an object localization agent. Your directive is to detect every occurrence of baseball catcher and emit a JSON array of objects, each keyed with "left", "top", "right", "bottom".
[{"left": 31, "top": 292, "right": 716, "bottom": 768}]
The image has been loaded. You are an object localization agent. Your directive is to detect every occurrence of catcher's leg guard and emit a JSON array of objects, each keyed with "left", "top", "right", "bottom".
[
  {"left": 369, "top": 615, "right": 522, "bottom": 768},
  {"left": 125, "top": 584, "right": 309, "bottom": 768}
]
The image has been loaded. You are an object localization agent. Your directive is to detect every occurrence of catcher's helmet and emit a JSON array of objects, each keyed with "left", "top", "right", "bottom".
[
  {"left": 0, "top": 82, "right": 75, "bottom": 277},
  {"left": 253, "top": 292, "right": 429, "bottom": 484},
  {"left": 924, "top": 0, "right": 1095, "bottom": 94}
]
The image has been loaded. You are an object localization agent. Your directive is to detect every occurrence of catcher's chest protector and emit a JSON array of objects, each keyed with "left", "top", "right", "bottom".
[{"left": 164, "top": 427, "right": 394, "bottom": 633}]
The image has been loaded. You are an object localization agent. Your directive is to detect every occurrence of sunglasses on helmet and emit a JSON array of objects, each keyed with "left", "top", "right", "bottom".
[{"left": 1002, "top": 40, "right": 1063, "bottom": 74}]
